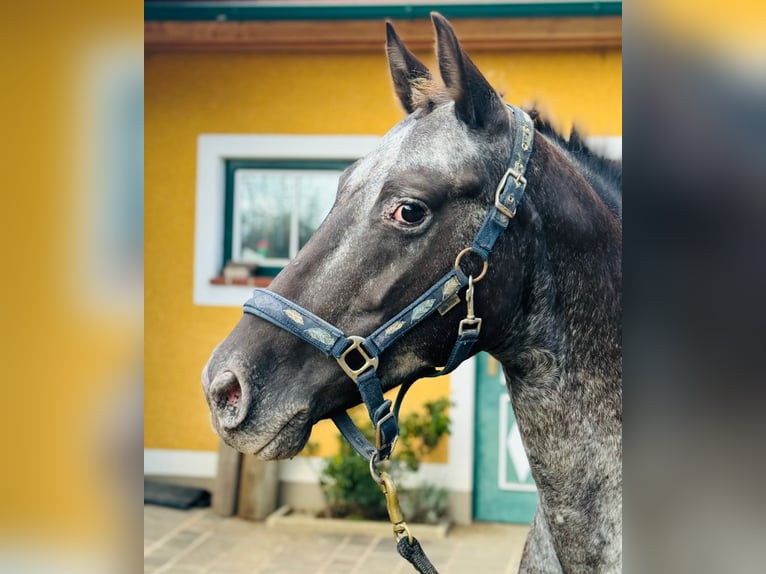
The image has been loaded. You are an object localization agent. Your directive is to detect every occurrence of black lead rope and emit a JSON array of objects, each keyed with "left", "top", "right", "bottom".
[
  {"left": 241, "top": 105, "right": 535, "bottom": 574},
  {"left": 398, "top": 536, "right": 439, "bottom": 574}
]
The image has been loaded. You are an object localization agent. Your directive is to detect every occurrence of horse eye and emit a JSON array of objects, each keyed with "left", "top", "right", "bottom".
[{"left": 393, "top": 203, "right": 427, "bottom": 224}]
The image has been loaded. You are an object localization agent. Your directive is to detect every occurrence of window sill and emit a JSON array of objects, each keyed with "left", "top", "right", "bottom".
[{"left": 209, "top": 276, "right": 272, "bottom": 288}]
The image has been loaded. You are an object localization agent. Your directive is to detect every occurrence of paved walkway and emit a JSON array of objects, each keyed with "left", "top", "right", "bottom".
[{"left": 145, "top": 505, "right": 529, "bottom": 574}]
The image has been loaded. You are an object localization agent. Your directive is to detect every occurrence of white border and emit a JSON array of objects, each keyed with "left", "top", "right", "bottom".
[
  {"left": 194, "top": 134, "right": 381, "bottom": 307},
  {"left": 144, "top": 448, "right": 219, "bottom": 478}
]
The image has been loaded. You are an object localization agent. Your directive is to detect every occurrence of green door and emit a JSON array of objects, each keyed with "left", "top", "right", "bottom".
[{"left": 473, "top": 353, "right": 538, "bottom": 523}]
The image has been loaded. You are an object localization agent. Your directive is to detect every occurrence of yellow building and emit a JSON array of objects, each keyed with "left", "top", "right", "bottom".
[{"left": 145, "top": 2, "right": 621, "bottom": 524}]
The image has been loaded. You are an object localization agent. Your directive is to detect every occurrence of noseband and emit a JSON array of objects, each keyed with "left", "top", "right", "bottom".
[{"left": 242, "top": 105, "right": 534, "bottom": 464}]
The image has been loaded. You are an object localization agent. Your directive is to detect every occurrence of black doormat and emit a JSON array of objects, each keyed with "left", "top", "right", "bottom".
[{"left": 144, "top": 479, "right": 211, "bottom": 509}]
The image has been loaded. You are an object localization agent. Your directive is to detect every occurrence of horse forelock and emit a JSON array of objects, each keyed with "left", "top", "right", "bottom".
[{"left": 409, "top": 77, "right": 451, "bottom": 112}]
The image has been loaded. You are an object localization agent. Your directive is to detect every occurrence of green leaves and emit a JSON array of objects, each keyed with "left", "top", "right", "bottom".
[{"left": 319, "top": 398, "right": 452, "bottom": 522}]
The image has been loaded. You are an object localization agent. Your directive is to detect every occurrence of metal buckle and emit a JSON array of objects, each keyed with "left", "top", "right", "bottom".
[
  {"left": 336, "top": 336, "right": 379, "bottom": 382},
  {"left": 374, "top": 410, "right": 397, "bottom": 455},
  {"left": 494, "top": 167, "right": 526, "bottom": 219},
  {"left": 458, "top": 317, "right": 482, "bottom": 336}
]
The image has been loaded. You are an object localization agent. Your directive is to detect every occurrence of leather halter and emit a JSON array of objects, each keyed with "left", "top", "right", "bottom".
[{"left": 242, "top": 104, "right": 534, "bottom": 463}]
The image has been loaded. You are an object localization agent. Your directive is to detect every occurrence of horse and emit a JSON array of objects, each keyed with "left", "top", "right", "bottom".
[{"left": 202, "top": 13, "right": 622, "bottom": 573}]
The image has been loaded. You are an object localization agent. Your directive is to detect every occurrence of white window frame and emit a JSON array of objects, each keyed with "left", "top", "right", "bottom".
[{"left": 193, "top": 134, "right": 380, "bottom": 307}]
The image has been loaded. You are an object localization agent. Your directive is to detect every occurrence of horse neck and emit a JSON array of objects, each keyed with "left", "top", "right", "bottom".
[
  {"left": 491, "top": 135, "right": 622, "bottom": 568},
  {"left": 497, "top": 134, "right": 622, "bottom": 387}
]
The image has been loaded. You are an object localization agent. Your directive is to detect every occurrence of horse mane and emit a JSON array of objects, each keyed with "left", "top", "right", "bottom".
[{"left": 529, "top": 110, "right": 623, "bottom": 219}]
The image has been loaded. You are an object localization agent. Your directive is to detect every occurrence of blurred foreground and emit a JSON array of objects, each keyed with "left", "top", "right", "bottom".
[
  {"left": 0, "top": 1, "right": 142, "bottom": 573},
  {"left": 625, "top": 2, "right": 766, "bottom": 573}
]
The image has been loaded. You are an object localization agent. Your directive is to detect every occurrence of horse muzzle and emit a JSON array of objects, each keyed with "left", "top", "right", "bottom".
[{"left": 201, "top": 350, "right": 314, "bottom": 459}]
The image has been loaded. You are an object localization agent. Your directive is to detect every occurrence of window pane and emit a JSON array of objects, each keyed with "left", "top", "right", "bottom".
[
  {"left": 234, "top": 171, "right": 292, "bottom": 262},
  {"left": 297, "top": 171, "right": 340, "bottom": 250},
  {"left": 232, "top": 167, "right": 342, "bottom": 266}
]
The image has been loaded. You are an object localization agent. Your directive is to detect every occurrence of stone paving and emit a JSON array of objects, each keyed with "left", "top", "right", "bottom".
[{"left": 144, "top": 505, "right": 529, "bottom": 573}]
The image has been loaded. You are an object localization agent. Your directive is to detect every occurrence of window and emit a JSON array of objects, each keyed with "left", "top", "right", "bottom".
[
  {"left": 194, "top": 135, "right": 380, "bottom": 306},
  {"left": 225, "top": 160, "right": 350, "bottom": 274}
]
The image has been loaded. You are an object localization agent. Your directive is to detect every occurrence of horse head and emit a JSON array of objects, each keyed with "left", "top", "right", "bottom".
[{"left": 202, "top": 14, "right": 530, "bottom": 459}]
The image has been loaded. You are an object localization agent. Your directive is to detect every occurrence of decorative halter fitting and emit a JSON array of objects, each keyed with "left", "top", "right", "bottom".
[{"left": 242, "top": 105, "right": 534, "bottom": 464}]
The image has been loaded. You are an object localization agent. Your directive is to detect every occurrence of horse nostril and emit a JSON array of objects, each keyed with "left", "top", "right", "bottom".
[{"left": 210, "top": 370, "right": 247, "bottom": 430}]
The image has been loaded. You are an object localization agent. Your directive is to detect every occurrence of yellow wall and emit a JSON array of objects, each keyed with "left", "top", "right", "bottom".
[{"left": 145, "top": 47, "right": 621, "bottom": 454}]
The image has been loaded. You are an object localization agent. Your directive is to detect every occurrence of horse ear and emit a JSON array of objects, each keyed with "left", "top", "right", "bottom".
[
  {"left": 386, "top": 21, "right": 431, "bottom": 113},
  {"left": 431, "top": 12, "right": 503, "bottom": 128}
]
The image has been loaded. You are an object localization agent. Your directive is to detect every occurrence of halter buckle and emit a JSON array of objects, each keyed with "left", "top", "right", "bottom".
[
  {"left": 458, "top": 317, "right": 482, "bottom": 336},
  {"left": 337, "top": 336, "right": 379, "bottom": 382},
  {"left": 494, "top": 167, "right": 526, "bottom": 219}
]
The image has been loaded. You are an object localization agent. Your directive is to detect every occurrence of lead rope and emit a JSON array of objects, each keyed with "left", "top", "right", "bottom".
[
  {"left": 369, "top": 278, "right": 481, "bottom": 574},
  {"left": 371, "top": 442, "right": 440, "bottom": 573},
  {"left": 369, "top": 463, "right": 439, "bottom": 574}
]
